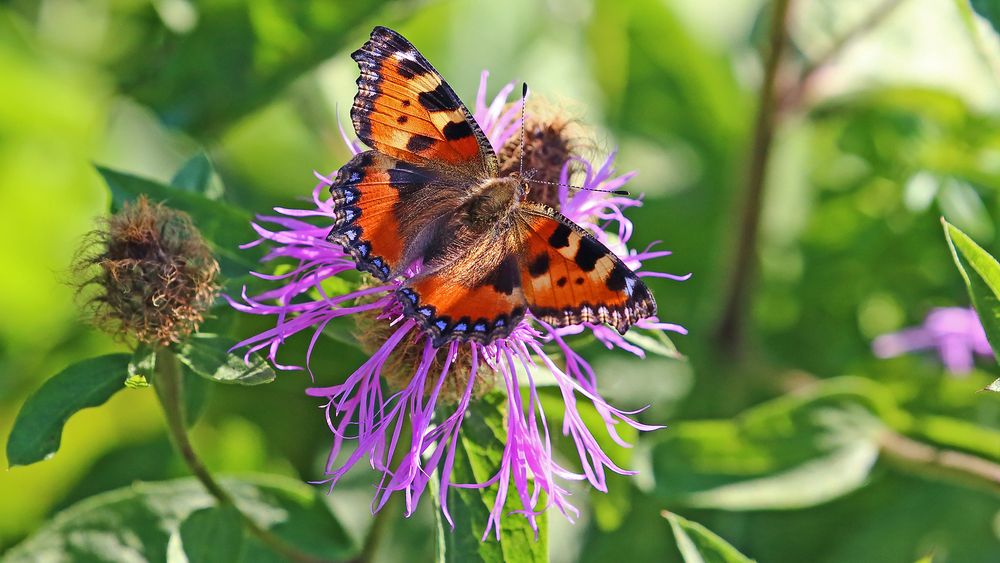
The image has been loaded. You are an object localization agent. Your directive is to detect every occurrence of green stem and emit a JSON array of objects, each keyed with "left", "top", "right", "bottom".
[
  {"left": 879, "top": 430, "right": 1000, "bottom": 495},
  {"left": 153, "top": 347, "right": 334, "bottom": 563}
]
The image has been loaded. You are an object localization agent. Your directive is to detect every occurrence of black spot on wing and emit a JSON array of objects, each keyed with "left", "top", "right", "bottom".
[
  {"left": 397, "top": 115, "right": 408, "bottom": 124},
  {"left": 418, "top": 84, "right": 460, "bottom": 112},
  {"left": 395, "top": 56, "right": 427, "bottom": 79},
  {"left": 574, "top": 236, "right": 604, "bottom": 272},
  {"left": 442, "top": 120, "right": 474, "bottom": 140},
  {"left": 483, "top": 254, "right": 520, "bottom": 295},
  {"left": 549, "top": 224, "right": 572, "bottom": 249},
  {"left": 528, "top": 253, "right": 550, "bottom": 277},
  {"left": 406, "top": 134, "right": 435, "bottom": 152},
  {"left": 606, "top": 261, "right": 631, "bottom": 292}
]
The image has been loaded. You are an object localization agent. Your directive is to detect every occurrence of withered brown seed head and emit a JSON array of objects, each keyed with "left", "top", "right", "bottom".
[
  {"left": 498, "top": 115, "right": 579, "bottom": 209},
  {"left": 353, "top": 286, "right": 496, "bottom": 404},
  {"left": 74, "top": 196, "right": 219, "bottom": 346}
]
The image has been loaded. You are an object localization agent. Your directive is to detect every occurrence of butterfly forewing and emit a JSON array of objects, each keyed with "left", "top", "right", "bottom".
[{"left": 351, "top": 26, "right": 497, "bottom": 177}]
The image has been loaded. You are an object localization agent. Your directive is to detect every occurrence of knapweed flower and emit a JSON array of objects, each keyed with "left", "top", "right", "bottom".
[
  {"left": 872, "top": 307, "right": 993, "bottom": 374},
  {"left": 74, "top": 196, "right": 219, "bottom": 345},
  {"left": 230, "top": 71, "right": 689, "bottom": 538}
]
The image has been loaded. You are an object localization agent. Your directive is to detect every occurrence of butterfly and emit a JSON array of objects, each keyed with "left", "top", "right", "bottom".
[{"left": 327, "top": 26, "right": 656, "bottom": 347}]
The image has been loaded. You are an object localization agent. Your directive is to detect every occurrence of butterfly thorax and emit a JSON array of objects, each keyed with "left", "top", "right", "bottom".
[{"left": 459, "top": 176, "right": 526, "bottom": 231}]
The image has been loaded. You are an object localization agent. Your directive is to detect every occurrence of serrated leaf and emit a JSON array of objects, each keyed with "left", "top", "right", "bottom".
[
  {"left": 176, "top": 334, "right": 275, "bottom": 385},
  {"left": 172, "top": 151, "right": 224, "bottom": 200},
  {"left": 942, "top": 219, "right": 1000, "bottom": 363},
  {"left": 180, "top": 505, "right": 245, "bottom": 562},
  {"left": 97, "top": 165, "right": 259, "bottom": 278},
  {"left": 662, "top": 511, "right": 754, "bottom": 563},
  {"left": 3, "top": 476, "right": 355, "bottom": 562},
  {"left": 6, "top": 354, "right": 131, "bottom": 467},
  {"left": 435, "top": 392, "right": 548, "bottom": 563}
]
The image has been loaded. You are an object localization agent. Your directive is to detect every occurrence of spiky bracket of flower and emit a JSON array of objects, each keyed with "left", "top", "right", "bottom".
[{"left": 231, "top": 72, "right": 689, "bottom": 538}]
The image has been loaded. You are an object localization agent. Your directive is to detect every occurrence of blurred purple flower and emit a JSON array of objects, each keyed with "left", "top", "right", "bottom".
[
  {"left": 872, "top": 307, "right": 993, "bottom": 374},
  {"left": 229, "top": 72, "right": 689, "bottom": 538}
]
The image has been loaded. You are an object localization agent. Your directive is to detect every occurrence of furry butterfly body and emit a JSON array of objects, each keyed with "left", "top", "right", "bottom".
[{"left": 329, "top": 26, "right": 656, "bottom": 346}]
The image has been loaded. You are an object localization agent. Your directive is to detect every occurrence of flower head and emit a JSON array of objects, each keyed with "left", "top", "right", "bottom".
[
  {"left": 75, "top": 196, "right": 219, "bottom": 346},
  {"left": 872, "top": 307, "right": 993, "bottom": 374},
  {"left": 230, "top": 71, "right": 689, "bottom": 537}
]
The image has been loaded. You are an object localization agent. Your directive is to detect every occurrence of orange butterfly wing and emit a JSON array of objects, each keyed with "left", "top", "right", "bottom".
[
  {"left": 518, "top": 205, "right": 656, "bottom": 334},
  {"left": 328, "top": 151, "right": 461, "bottom": 281},
  {"left": 351, "top": 26, "right": 497, "bottom": 176}
]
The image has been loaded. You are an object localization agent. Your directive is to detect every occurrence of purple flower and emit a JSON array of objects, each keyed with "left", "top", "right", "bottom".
[
  {"left": 229, "top": 72, "right": 689, "bottom": 538},
  {"left": 872, "top": 307, "right": 993, "bottom": 374}
]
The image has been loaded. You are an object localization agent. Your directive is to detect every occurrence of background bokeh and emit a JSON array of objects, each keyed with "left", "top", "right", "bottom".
[{"left": 1, "top": 0, "right": 999, "bottom": 561}]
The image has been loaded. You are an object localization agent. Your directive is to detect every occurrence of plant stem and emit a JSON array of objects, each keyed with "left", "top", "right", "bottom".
[
  {"left": 714, "top": 0, "right": 792, "bottom": 355},
  {"left": 879, "top": 430, "right": 1000, "bottom": 495},
  {"left": 787, "top": 0, "right": 909, "bottom": 105},
  {"left": 153, "top": 347, "right": 334, "bottom": 563},
  {"left": 714, "top": 0, "right": 910, "bottom": 355}
]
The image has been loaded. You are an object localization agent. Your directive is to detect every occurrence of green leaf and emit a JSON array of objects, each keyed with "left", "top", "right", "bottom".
[
  {"left": 434, "top": 392, "right": 548, "bottom": 563},
  {"left": 172, "top": 151, "right": 224, "bottom": 200},
  {"left": 111, "top": 1, "right": 394, "bottom": 136},
  {"left": 662, "top": 511, "right": 754, "bottom": 563},
  {"left": 180, "top": 505, "right": 245, "bottom": 562},
  {"left": 130, "top": 344, "right": 207, "bottom": 425},
  {"left": 6, "top": 354, "right": 131, "bottom": 467},
  {"left": 942, "top": 219, "right": 1000, "bottom": 363},
  {"left": 175, "top": 334, "right": 275, "bottom": 386},
  {"left": 970, "top": 0, "right": 1000, "bottom": 36},
  {"left": 3, "top": 476, "right": 356, "bottom": 562},
  {"left": 651, "top": 377, "right": 897, "bottom": 510},
  {"left": 97, "top": 165, "right": 260, "bottom": 278}
]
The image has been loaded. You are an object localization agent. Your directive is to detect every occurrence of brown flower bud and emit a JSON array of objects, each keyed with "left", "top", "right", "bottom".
[
  {"left": 497, "top": 112, "right": 580, "bottom": 209},
  {"left": 74, "top": 196, "right": 219, "bottom": 346}
]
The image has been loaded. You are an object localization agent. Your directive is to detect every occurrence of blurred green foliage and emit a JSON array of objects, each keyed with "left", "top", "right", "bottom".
[{"left": 1, "top": 0, "right": 999, "bottom": 561}]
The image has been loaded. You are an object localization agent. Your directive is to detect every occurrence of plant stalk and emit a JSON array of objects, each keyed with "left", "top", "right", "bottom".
[
  {"left": 153, "top": 347, "right": 333, "bottom": 563},
  {"left": 714, "top": 0, "right": 792, "bottom": 355}
]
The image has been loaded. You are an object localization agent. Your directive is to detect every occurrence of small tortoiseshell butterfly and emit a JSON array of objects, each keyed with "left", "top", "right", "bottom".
[{"left": 328, "top": 26, "right": 656, "bottom": 346}]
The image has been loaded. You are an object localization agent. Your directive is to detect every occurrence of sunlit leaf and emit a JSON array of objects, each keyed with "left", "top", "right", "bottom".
[
  {"left": 175, "top": 334, "right": 275, "bottom": 386},
  {"left": 662, "top": 510, "right": 754, "bottom": 563},
  {"left": 3, "top": 477, "right": 355, "bottom": 562},
  {"left": 942, "top": 219, "right": 1000, "bottom": 363},
  {"left": 434, "top": 392, "right": 548, "bottom": 563},
  {"left": 651, "top": 377, "right": 896, "bottom": 509},
  {"left": 6, "top": 354, "right": 130, "bottom": 467}
]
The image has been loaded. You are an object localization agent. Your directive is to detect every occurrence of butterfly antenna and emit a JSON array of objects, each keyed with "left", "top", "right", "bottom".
[
  {"left": 517, "top": 82, "right": 628, "bottom": 197},
  {"left": 519, "top": 82, "right": 527, "bottom": 180}
]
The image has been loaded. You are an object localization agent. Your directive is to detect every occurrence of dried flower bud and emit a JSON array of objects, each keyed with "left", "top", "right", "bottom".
[
  {"left": 74, "top": 196, "right": 219, "bottom": 346},
  {"left": 498, "top": 112, "right": 580, "bottom": 208}
]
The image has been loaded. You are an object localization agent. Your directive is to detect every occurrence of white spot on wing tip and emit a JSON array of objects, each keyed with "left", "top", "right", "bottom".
[
  {"left": 625, "top": 276, "right": 636, "bottom": 296},
  {"left": 395, "top": 50, "right": 418, "bottom": 61}
]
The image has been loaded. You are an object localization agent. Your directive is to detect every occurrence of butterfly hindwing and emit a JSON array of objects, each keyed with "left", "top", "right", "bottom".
[
  {"left": 328, "top": 150, "right": 457, "bottom": 281},
  {"left": 517, "top": 205, "right": 656, "bottom": 334},
  {"left": 351, "top": 26, "right": 497, "bottom": 176}
]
